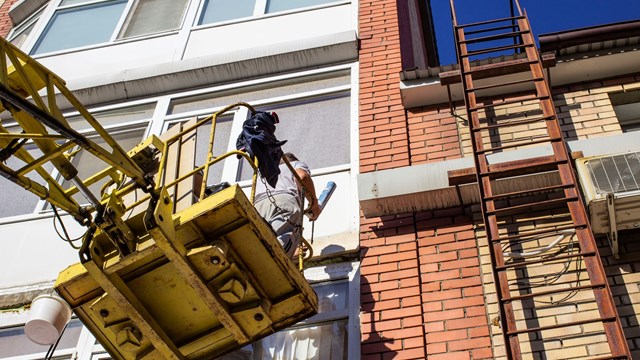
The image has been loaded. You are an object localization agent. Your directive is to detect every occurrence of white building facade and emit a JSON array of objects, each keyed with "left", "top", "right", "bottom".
[{"left": 0, "top": 1, "right": 361, "bottom": 358}]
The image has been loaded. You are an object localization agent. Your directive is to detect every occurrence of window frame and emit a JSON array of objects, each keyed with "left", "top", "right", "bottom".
[
  {"left": 195, "top": 0, "right": 349, "bottom": 28},
  {"left": 6, "top": 6, "right": 46, "bottom": 49},
  {"left": 611, "top": 90, "right": 640, "bottom": 133},
  {"left": 163, "top": 79, "right": 352, "bottom": 186},
  {"left": 0, "top": 64, "right": 357, "bottom": 237},
  {"left": 28, "top": 0, "right": 192, "bottom": 56},
  {"left": 0, "top": 317, "right": 84, "bottom": 360}
]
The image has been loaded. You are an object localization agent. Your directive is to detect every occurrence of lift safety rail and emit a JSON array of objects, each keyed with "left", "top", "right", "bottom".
[{"left": 0, "top": 38, "right": 317, "bottom": 359}]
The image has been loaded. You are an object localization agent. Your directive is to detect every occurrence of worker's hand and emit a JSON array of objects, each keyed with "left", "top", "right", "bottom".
[{"left": 307, "top": 201, "right": 322, "bottom": 221}]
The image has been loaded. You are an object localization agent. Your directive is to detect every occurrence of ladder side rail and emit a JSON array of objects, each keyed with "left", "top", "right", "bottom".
[
  {"left": 455, "top": 22, "right": 523, "bottom": 359},
  {"left": 520, "top": 13, "right": 631, "bottom": 358}
]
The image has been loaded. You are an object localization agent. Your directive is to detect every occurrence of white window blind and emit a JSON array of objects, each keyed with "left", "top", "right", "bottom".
[{"left": 119, "top": 0, "right": 189, "bottom": 38}]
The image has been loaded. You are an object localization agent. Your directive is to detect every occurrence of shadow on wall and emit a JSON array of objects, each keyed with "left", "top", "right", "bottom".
[
  {"left": 359, "top": 215, "right": 416, "bottom": 358},
  {"left": 360, "top": 268, "right": 398, "bottom": 359},
  {"left": 600, "top": 231, "right": 640, "bottom": 358}
]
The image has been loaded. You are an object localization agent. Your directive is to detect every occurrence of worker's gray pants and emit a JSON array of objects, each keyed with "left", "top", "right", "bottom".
[{"left": 255, "top": 193, "right": 301, "bottom": 258}]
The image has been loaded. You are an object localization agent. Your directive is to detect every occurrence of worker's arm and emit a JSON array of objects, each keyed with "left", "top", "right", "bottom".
[{"left": 295, "top": 168, "right": 322, "bottom": 221}]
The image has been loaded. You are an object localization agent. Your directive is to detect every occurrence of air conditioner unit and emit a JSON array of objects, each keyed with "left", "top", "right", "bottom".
[{"left": 576, "top": 151, "right": 640, "bottom": 258}]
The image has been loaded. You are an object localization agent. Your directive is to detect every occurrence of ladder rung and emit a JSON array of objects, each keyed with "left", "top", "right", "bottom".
[
  {"left": 487, "top": 196, "right": 578, "bottom": 216},
  {"left": 456, "top": 15, "right": 525, "bottom": 30},
  {"left": 503, "top": 283, "right": 606, "bottom": 302},
  {"left": 496, "top": 251, "right": 596, "bottom": 270},
  {"left": 475, "top": 136, "right": 560, "bottom": 154},
  {"left": 469, "top": 93, "right": 548, "bottom": 111},
  {"left": 506, "top": 316, "right": 617, "bottom": 336},
  {"left": 463, "top": 43, "right": 531, "bottom": 58},
  {"left": 484, "top": 183, "right": 574, "bottom": 201},
  {"left": 467, "top": 76, "right": 544, "bottom": 92},
  {"left": 465, "top": 23, "right": 520, "bottom": 36},
  {"left": 477, "top": 156, "right": 565, "bottom": 180},
  {"left": 491, "top": 224, "right": 586, "bottom": 244},
  {"left": 472, "top": 115, "right": 556, "bottom": 132},
  {"left": 461, "top": 30, "right": 529, "bottom": 45}
]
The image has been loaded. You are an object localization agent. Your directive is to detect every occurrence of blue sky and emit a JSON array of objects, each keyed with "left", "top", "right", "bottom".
[{"left": 431, "top": 0, "right": 640, "bottom": 65}]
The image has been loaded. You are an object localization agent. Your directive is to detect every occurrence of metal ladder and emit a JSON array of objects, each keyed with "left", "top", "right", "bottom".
[{"left": 448, "top": 0, "right": 630, "bottom": 358}]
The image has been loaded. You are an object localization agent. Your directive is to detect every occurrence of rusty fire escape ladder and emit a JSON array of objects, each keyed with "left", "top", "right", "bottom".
[{"left": 449, "top": 1, "right": 630, "bottom": 359}]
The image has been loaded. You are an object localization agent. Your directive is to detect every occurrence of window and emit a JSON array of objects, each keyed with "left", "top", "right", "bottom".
[
  {"left": 222, "top": 262, "right": 360, "bottom": 360},
  {"left": 7, "top": 7, "right": 45, "bottom": 50},
  {"left": 166, "top": 113, "right": 235, "bottom": 187},
  {"left": 198, "top": 0, "right": 341, "bottom": 25},
  {"left": 62, "top": 128, "right": 147, "bottom": 205},
  {"left": 0, "top": 319, "right": 83, "bottom": 358},
  {"left": 266, "top": 0, "right": 337, "bottom": 13},
  {"left": 118, "top": 0, "right": 189, "bottom": 38},
  {"left": 166, "top": 70, "right": 352, "bottom": 185},
  {"left": 32, "top": 0, "right": 128, "bottom": 55},
  {"left": 0, "top": 143, "right": 52, "bottom": 218},
  {"left": 239, "top": 92, "right": 351, "bottom": 181},
  {"left": 31, "top": 0, "right": 190, "bottom": 55},
  {"left": 611, "top": 90, "right": 640, "bottom": 132},
  {"left": 199, "top": 0, "right": 255, "bottom": 24}
]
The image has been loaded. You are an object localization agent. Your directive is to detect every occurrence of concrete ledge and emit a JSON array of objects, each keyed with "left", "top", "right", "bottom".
[
  {"left": 358, "top": 132, "right": 640, "bottom": 217},
  {"left": 57, "top": 31, "right": 358, "bottom": 109}
]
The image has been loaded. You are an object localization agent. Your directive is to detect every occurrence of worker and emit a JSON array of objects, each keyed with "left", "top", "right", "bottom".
[{"left": 254, "top": 152, "right": 321, "bottom": 257}]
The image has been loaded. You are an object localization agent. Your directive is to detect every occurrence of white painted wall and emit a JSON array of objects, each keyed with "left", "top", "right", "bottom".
[
  {"left": 0, "top": 1, "right": 359, "bottom": 294},
  {"left": 33, "top": 3, "right": 354, "bottom": 86},
  {"left": 184, "top": 5, "right": 353, "bottom": 59},
  {"left": 35, "top": 34, "right": 182, "bottom": 83}
]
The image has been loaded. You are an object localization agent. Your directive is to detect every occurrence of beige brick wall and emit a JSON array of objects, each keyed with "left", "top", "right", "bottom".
[
  {"left": 455, "top": 77, "right": 640, "bottom": 156},
  {"left": 473, "top": 199, "right": 640, "bottom": 359}
]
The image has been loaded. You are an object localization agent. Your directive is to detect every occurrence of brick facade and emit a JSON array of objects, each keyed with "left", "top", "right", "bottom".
[
  {"left": 0, "top": 0, "right": 17, "bottom": 38},
  {"left": 358, "top": 0, "right": 640, "bottom": 358},
  {"left": 358, "top": 1, "right": 492, "bottom": 358}
]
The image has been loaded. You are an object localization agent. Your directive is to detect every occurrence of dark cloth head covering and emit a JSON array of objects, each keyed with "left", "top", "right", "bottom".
[{"left": 235, "top": 111, "right": 287, "bottom": 187}]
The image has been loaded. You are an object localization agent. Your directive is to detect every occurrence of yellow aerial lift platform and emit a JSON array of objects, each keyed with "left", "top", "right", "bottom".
[{"left": 0, "top": 38, "right": 317, "bottom": 359}]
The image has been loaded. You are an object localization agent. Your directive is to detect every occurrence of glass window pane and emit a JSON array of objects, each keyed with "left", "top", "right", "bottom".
[
  {"left": 222, "top": 279, "right": 350, "bottom": 359},
  {"left": 266, "top": 0, "right": 336, "bottom": 13},
  {"left": 9, "top": 21, "right": 37, "bottom": 49},
  {"left": 32, "top": 0, "right": 127, "bottom": 55},
  {"left": 8, "top": 6, "right": 45, "bottom": 50},
  {"left": 239, "top": 92, "right": 351, "bottom": 180},
  {"left": 199, "top": 0, "right": 255, "bottom": 25},
  {"left": 65, "top": 103, "right": 156, "bottom": 131},
  {"left": 0, "top": 319, "right": 83, "bottom": 357},
  {"left": 168, "top": 114, "right": 233, "bottom": 188},
  {"left": 61, "top": 0, "right": 97, "bottom": 6},
  {"left": 168, "top": 71, "right": 350, "bottom": 115},
  {"left": 120, "top": 0, "right": 189, "bottom": 38},
  {"left": 63, "top": 129, "right": 146, "bottom": 204},
  {"left": 0, "top": 144, "right": 51, "bottom": 218}
]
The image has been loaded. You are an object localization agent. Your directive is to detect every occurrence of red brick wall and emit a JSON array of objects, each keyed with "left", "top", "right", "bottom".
[
  {"left": 0, "top": 0, "right": 19, "bottom": 38},
  {"left": 358, "top": 1, "right": 493, "bottom": 358},
  {"left": 418, "top": 208, "right": 493, "bottom": 359},
  {"left": 359, "top": 0, "right": 408, "bottom": 173}
]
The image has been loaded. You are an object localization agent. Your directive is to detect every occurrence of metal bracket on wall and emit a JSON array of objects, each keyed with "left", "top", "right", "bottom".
[{"left": 606, "top": 192, "right": 619, "bottom": 259}]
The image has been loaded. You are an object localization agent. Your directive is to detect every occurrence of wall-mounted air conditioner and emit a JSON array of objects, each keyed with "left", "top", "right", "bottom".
[{"left": 576, "top": 151, "right": 640, "bottom": 258}]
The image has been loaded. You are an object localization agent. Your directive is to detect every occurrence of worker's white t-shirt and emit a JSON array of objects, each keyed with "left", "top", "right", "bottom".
[{"left": 254, "top": 160, "right": 310, "bottom": 203}]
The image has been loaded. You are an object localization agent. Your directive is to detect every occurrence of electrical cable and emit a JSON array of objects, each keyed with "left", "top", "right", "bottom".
[
  {"left": 44, "top": 322, "right": 68, "bottom": 360},
  {"left": 504, "top": 230, "right": 582, "bottom": 305},
  {"left": 52, "top": 205, "right": 84, "bottom": 249}
]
